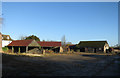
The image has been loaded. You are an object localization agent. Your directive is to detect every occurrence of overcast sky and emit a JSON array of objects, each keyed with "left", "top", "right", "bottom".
[{"left": 2, "top": 2, "right": 118, "bottom": 46}]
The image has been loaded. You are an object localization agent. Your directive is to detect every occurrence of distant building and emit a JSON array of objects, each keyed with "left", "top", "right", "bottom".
[
  {"left": 2, "top": 34, "right": 12, "bottom": 47},
  {"left": 113, "top": 47, "right": 120, "bottom": 53},
  {"left": 69, "top": 44, "right": 76, "bottom": 51},
  {"left": 64, "top": 44, "right": 76, "bottom": 52},
  {"left": 77, "top": 41, "right": 109, "bottom": 53}
]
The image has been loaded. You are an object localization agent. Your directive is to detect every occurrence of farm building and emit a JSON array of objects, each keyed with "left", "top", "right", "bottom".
[
  {"left": 113, "top": 47, "right": 120, "bottom": 53},
  {"left": 77, "top": 41, "right": 109, "bottom": 53},
  {"left": 7, "top": 39, "right": 63, "bottom": 53},
  {"left": 37, "top": 41, "right": 63, "bottom": 53},
  {"left": 64, "top": 44, "right": 76, "bottom": 52},
  {"left": 7, "top": 39, "right": 40, "bottom": 53},
  {"left": 0, "top": 33, "right": 12, "bottom": 47},
  {"left": 69, "top": 44, "right": 76, "bottom": 51}
]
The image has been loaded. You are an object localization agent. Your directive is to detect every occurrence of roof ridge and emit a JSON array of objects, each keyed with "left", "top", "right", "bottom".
[
  {"left": 80, "top": 41, "right": 107, "bottom": 42},
  {"left": 7, "top": 39, "right": 34, "bottom": 46},
  {"left": 13, "top": 39, "right": 34, "bottom": 41},
  {"left": 38, "top": 41, "right": 61, "bottom": 42}
]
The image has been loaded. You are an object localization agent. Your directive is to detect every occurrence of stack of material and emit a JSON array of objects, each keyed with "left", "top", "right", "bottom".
[{"left": 27, "top": 48, "right": 42, "bottom": 54}]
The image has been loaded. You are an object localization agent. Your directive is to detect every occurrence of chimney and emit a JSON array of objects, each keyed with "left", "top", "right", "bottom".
[{"left": 0, "top": 32, "right": 2, "bottom": 52}]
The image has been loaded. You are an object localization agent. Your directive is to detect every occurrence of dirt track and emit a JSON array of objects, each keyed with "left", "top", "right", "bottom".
[{"left": 2, "top": 53, "right": 120, "bottom": 76}]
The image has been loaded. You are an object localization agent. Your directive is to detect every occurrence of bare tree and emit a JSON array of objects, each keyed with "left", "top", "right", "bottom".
[
  {"left": 61, "top": 35, "right": 66, "bottom": 52},
  {"left": 61, "top": 35, "right": 66, "bottom": 46},
  {"left": 19, "top": 35, "right": 27, "bottom": 40}
]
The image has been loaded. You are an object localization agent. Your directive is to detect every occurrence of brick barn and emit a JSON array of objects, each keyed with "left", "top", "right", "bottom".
[
  {"left": 7, "top": 39, "right": 40, "bottom": 53},
  {"left": 7, "top": 39, "right": 63, "bottom": 53}
]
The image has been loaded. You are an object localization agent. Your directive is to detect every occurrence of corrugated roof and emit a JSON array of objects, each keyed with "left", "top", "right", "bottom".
[
  {"left": 8, "top": 39, "right": 34, "bottom": 46},
  {"left": 78, "top": 41, "right": 108, "bottom": 48},
  {"left": 37, "top": 41, "right": 61, "bottom": 47}
]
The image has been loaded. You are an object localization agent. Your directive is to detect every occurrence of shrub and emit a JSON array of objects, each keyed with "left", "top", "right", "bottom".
[
  {"left": 71, "top": 49, "right": 74, "bottom": 52},
  {"left": 45, "top": 49, "right": 54, "bottom": 53},
  {"left": 2, "top": 47, "right": 8, "bottom": 52},
  {"left": 77, "top": 49, "right": 80, "bottom": 52}
]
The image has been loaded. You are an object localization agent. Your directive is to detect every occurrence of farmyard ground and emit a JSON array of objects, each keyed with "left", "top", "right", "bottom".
[{"left": 2, "top": 52, "right": 120, "bottom": 76}]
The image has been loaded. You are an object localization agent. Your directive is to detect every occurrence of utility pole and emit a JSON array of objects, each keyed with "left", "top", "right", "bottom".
[
  {"left": 118, "top": 1, "right": 120, "bottom": 46},
  {"left": 0, "top": 0, "right": 2, "bottom": 52}
]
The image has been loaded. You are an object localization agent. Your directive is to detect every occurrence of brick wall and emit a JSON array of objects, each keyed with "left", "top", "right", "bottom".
[{"left": 0, "top": 32, "right": 2, "bottom": 52}]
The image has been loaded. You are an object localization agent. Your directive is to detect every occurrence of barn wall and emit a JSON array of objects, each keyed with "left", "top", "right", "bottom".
[
  {"left": 2, "top": 40, "right": 12, "bottom": 47},
  {"left": 80, "top": 48, "right": 85, "bottom": 52},
  {"left": 28, "top": 47, "right": 40, "bottom": 51},
  {"left": 80, "top": 47, "right": 104, "bottom": 53},
  {"left": 28, "top": 40, "right": 40, "bottom": 47},
  {"left": 60, "top": 46, "right": 63, "bottom": 53},
  {"left": 104, "top": 43, "right": 109, "bottom": 53}
]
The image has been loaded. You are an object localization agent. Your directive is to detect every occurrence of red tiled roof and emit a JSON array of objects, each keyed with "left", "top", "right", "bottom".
[
  {"left": 37, "top": 41, "right": 61, "bottom": 47},
  {"left": 7, "top": 40, "right": 61, "bottom": 47},
  {"left": 7, "top": 39, "right": 33, "bottom": 46}
]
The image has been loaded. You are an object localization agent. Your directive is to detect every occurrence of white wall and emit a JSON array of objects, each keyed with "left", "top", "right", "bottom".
[
  {"left": 2, "top": 40, "right": 12, "bottom": 47},
  {"left": 104, "top": 43, "right": 109, "bottom": 53}
]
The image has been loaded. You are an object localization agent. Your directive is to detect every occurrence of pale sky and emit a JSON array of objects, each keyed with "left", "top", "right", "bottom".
[{"left": 2, "top": 2, "right": 118, "bottom": 46}]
